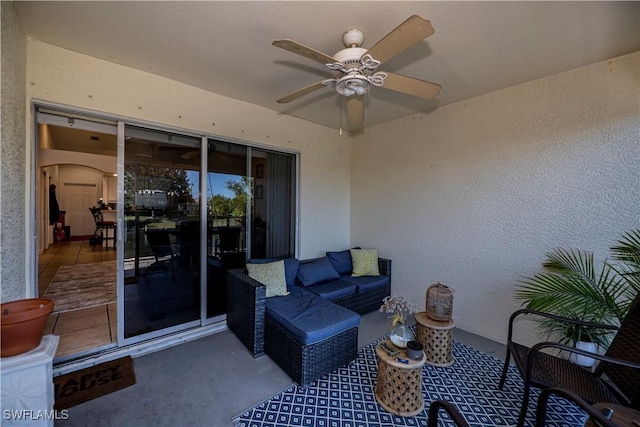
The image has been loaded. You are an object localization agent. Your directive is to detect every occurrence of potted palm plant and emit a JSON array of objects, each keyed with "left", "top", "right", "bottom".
[{"left": 515, "top": 229, "right": 640, "bottom": 367}]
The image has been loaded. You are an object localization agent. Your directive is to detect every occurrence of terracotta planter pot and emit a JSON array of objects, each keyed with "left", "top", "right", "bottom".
[{"left": 1, "top": 298, "right": 54, "bottom": 357}]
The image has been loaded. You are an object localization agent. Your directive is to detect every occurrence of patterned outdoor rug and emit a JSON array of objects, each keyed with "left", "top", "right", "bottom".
[
  {"left": 233, "top": 338, "right": 587, "bottom": 427},
  {"left": 44, "top": 261, "right": 117, "bottom": 313}
]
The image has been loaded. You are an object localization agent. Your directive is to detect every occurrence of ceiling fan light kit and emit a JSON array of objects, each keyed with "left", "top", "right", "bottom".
[{"left": 273, "top": 15, "right": 441, "bottom": 129}]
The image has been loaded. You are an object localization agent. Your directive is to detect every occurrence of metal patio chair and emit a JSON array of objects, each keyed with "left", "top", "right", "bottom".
[{"left": 498, "top": 293, "right": 640, "bottom": 427}]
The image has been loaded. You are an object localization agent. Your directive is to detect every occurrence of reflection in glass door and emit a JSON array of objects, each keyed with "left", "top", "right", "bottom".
[
  {"left": 205, "top": 140, "right": 249, "bottom": 319},
  {"left": 123, "top": 126, "right": 201, "bottom": 339}
]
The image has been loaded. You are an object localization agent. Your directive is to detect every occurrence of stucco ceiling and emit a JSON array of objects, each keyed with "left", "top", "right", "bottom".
[{"left": 15, "top": 1, "right": 640, "bottom": 130}]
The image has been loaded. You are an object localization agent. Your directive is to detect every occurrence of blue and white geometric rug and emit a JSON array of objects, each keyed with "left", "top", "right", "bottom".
[{"left": 233, "top": 337, "right": 588, "bottom": 427}]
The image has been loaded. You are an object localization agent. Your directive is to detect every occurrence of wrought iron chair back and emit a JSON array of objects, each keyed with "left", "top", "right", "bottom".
[{"left": 498, "top": 292, "right": 640, "bottom": 427}]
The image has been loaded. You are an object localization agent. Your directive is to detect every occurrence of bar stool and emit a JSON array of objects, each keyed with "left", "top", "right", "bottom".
[{"left": 89, "top": 207, "right": 116, "bottom": 250}]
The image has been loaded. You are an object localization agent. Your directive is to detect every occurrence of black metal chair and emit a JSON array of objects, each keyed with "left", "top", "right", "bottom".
[
  {"left": 215, "top": 226, "right": 245, "bottom": 269},
  {"left": 427, "top": 400, "right": 470, "bottom": 427},
  {"left": 89, "top": 207, "right": 116, "bottom": 250},
  {"left": 536, "top": 388, "right": 617, "bottom": 427},
  {"left": 498, "top": 293, "right": 640, "bottom": 427},
  {"left": 145, "top": 229, "right": 176, "bottom": 279}
]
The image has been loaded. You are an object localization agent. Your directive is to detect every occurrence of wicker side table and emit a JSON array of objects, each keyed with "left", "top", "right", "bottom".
[
  {"left": 374, "top": 339, "right": 426, "bottom": 417},
  {"left": 415, "top": 312, "right": 455, "bottom": 367}
]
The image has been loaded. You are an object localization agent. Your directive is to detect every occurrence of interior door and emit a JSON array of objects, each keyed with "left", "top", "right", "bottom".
[{"left": 63, "top": 183, "right": 98, "bottom": 236}]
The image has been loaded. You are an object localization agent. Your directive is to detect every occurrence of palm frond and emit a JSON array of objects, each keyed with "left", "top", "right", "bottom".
[
  {"left": 611, "top": 229, "right": 640, "bottom": 269},
  {"left": 542, "top": 248, "right": 595, "bottom": 282},
  {"left": 610, "top": 229, "right": 640, "bottom": 295}
]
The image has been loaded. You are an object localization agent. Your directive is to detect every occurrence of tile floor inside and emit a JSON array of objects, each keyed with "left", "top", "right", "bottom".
[{"left": 39, "top": 239, "right": 118, "bottom": 359}]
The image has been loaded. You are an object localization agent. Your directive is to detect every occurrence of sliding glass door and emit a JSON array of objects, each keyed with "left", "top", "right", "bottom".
[
  {"left": 203, "top": 143, "right": 297, "bottom": 319},
  {"left": 35, "top": 104, "right": 297, "bottom": 356},
  {"left": 205, "top": 140, "right": 249, "bottom": 319},
  {"left": 250, "top": 149, "right": 296, "bottom": 260},
  {"left": 123, "top": 125, "right": 202, "bottom": 339}
]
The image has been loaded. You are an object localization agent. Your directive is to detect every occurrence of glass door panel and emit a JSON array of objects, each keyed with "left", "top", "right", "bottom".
[
  {"left": 206, "top": 140, "right": 249, "bottom": 319},
  {"left": 251, "top": 150, "right": 296, "bottom": 259},
  {"left": 123, "top": 125, "right": 201, "bottom": 338}
]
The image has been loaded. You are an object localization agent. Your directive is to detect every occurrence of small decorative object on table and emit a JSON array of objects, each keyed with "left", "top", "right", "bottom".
[
  {"left": 380, "top": 295, "right": 418, "bottom": 348},
  {"left": 406, "top": 340, "right": 424, "bottom": 361},
  {"left": 425, "top": 282, "right": 453, "bottom": 322}
]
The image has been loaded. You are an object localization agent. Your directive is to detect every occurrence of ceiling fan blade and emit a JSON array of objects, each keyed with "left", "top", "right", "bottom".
[
  {"left": 346, "top": 96, "right": 364, "bottom": 127},
  {"left": 382, "top": 72, "right": 441, "bottom": 99},
  {"left": 366, "top": 15, "right": 434, "bottom": 65},
  {"left": 273, "top": 39, "right": 335, "bottom": 65},
  {"left": 276, "top": 81, "right": 327, "bottom": 104}
]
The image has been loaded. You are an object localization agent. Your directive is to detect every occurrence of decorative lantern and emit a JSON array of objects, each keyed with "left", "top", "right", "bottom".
[{"left": 425, "top": 283, "right": 453, "bottom": 322}]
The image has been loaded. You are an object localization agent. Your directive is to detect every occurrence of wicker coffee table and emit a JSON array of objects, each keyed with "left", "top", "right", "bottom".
[{"left": 374, "top": 339, "right": 426, "bottom": 416}]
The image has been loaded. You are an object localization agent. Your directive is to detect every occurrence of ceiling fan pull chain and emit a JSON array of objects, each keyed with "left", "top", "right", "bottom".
[{"left": 339, "top": 96, "right": 343, "bottom": 135}]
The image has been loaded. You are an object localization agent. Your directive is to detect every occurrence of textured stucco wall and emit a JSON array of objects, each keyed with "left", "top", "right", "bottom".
[
  {"left": 351, "top": 53, "right": 640, "bottom": 345},
  {"left": 1, "top": 2, "right": 28, "bottom": 302},
  {"left": 26, "top": 40, "right": 351, "bottom": 262}
]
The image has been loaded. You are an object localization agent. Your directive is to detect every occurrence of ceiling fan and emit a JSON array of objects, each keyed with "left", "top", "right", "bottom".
[{"left": 273, "top": 15, "right": 441, "bottom": 129}]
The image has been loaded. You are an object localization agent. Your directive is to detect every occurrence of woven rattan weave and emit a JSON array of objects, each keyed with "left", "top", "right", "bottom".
[
  {"left": 499, "top": 292, "right": 640, "bottom": 427},
  {"left": 374, "top": 340, "right": 426, "bottom": 416},
  {"left": 425, "top": 283, "right": 453, "bottom": 321},
  {"left": 415, "top": 312, "right": 455, "bottom": 367},
  {"left": 227, "top": 257, "right": 392, "bottom": 387}
]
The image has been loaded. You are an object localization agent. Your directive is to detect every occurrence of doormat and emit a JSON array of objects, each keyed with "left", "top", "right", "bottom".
[{"left": 54, "top": 356, "right": 136, "bottom": 410}]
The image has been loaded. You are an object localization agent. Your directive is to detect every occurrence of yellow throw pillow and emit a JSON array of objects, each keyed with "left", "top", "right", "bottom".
[
  {"left": 350, "top": 249, "right": 380, "bottom": 277},
  {"left": 246, "top": 260, "right": 289, "bottom": 298}
]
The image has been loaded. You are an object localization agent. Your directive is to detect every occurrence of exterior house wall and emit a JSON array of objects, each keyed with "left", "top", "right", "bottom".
[
  {"left": 351, "top": 52, "right": 640, "bottom": 345},
  {"left": 1, "top": 2, "right": 28, "bottom": 302}
]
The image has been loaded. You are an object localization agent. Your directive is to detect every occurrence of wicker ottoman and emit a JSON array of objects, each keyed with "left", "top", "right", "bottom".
[
  {"left": 415, "top": 312, "right": 455, "bottom": 367},
  {"left": 374, "top": 339, "right": 426, "bottom": 416}
]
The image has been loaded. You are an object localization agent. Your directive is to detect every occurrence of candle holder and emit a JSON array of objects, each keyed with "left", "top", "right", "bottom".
[{"left": 425, "top": 283, "right": 453, "bottom": 322}]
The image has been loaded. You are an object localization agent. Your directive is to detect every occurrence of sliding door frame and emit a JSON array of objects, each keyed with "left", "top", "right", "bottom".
[{"left": 30, "top": 99, "right": 300, "bottom": 354}]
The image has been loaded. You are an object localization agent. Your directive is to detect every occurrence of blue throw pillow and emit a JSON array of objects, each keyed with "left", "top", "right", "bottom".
[
  {"left": 326, "top": 250, "right": 352, "bottom": 275},
  {"left": 296, "top": 257, "right": 340, "bottom": 287},
  {"left": 248, "top": 258, "right": 299, "bottom": 287}
]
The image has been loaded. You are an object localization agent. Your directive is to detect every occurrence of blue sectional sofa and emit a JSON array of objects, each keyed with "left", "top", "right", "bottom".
[{"left": 227, "top": 249, "right": 391, "bottom": 387}]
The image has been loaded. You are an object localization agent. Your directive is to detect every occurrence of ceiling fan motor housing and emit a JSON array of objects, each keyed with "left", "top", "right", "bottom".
[{"left": 331, "top": 47, "right": 370, "bottom": 77}]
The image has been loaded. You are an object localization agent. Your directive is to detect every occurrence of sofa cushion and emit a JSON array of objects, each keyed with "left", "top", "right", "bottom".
[
  {"left": 326, "top": 250, "right": 352, "bottom": 275},
  {"left": 246, "top": 260, "right": 289, "bottom": 298},
  {"left": 304, "top": 278, "right": 357, "bottom": 300},
  {"left": 248, "top": 257, "right": 299, "bottom": 287},
  {"left": 339, "top": 274, "right": 390, "bottom": 293},
  {"left": 265, "top": 289, "right": 360, "bottom": 345},
  {"left": 296, "top": 257, "right": 340, "bottom": 287},
  {"left": 350, "top": 249, "right": 380, "bottom": 277}
]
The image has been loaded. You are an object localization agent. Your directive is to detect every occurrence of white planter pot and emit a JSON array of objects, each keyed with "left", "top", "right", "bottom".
[{"left": 569, "top": 341, "right": 597, "bottom": 368}]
